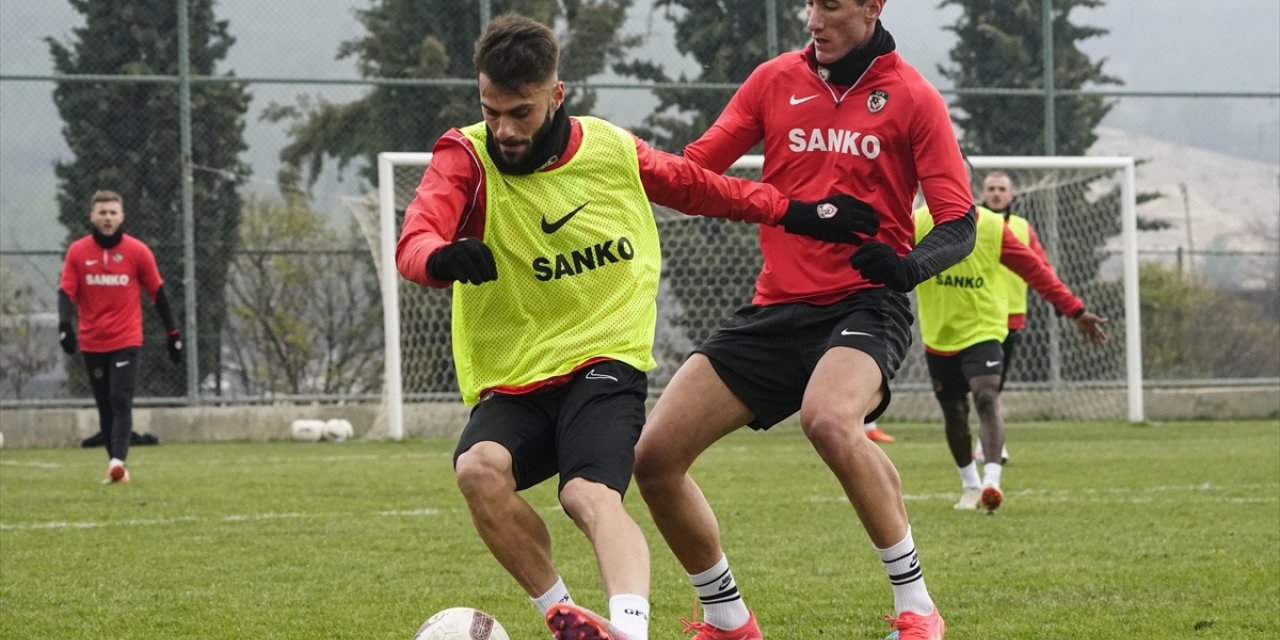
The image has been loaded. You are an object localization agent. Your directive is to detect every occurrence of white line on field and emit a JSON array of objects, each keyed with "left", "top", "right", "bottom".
[
  {"left": 0, "top": 507, "right": 448, "bottom": 532},
  {"left": 802, "top": 482, "right": 1280, "bottom": 504},
  {"left": 0, "top": 460, "right": 63, "bottom": 469}
]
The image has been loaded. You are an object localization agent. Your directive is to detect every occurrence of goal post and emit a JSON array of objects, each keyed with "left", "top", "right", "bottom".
[{"left": 369, "top": 152, "right": 1142, "bottom": 440}]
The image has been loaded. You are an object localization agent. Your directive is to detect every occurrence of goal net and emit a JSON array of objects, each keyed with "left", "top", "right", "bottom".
[{"left": 362, "top": 154, "right": 1140, "bottom": 439}]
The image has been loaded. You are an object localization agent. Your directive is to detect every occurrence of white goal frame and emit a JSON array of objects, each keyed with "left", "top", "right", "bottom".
[{"left": 377, "top": 153, "right": 1142, "bottom": 439}]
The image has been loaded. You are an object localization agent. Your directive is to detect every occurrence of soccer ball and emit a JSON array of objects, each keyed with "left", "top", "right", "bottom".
[
  {"left": 322, "top": 418, "right": 355, "bottom": 442},
  {"left": 289, "top": 419, "right": 324, "bottom": 442},
  {"left": 413, "top": 607, "right": 510, "bottom": 640}
]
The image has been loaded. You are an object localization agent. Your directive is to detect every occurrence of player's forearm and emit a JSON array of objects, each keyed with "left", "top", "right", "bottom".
[
  {"left": 153, "top": 286, "right": 179, "bottom": 332},
  {"left": 639, "top": 144, "right": 785, "bottom": 225},
  {"left": 57, "top": 289, "right": 75, "bottom": 327},
  {"left": 902, "top": 207, "right": 976, "bottom": 284},
  {"left": 1002, "top": 243, "right": 1084, "bottom": 317}
]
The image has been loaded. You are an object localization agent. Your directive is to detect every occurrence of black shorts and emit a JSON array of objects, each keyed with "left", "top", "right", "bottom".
[
  {"left": 695, "top": 289, "right": 913, "bottom": 430},
  {"left": 1000, "top": 329, "right": 1023, "bottom": 391},
  {"left": 454, "top": 360, "right": 647, "bottom": 495},
  {"left": 926, "top": 340, "right": 1005, "bottom": 400}
]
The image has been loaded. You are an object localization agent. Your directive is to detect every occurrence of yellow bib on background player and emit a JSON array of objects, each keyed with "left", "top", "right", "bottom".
[
  {"left": 1000, "top": 213, "right": 1032, "bottom": 317},
  {"left": 913, "top": 206, "right": 1009, "bottom": 352},
  {"left": 452, "top": 117, "right": 661, "bottom": 405}
]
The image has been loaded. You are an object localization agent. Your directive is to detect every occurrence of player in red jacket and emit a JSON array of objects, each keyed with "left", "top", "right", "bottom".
[
  {"left": 633, "top": 2, "right": 972, "bottom": 638},
  {"left": 58, "top": 190, "right": 181, "bottom": 484}
]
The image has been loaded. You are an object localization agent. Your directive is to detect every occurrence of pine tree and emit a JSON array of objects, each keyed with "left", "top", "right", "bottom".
[
  {"left": 49, "top": 0, "right": 249, "bottom": 397},
  {"left": 616, "top": 0, "right": 809, "bottom": 150},
  {"left": 939, "top": 0, "right": 1120, "bottom": 155}
]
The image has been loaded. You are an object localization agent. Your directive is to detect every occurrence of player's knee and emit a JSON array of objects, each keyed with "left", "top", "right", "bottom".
[
  {"left": 633, "top": 436, "right": 684, "bottom": 487},
  {"left": 972, "top": 387, "right": 1000, "bottom": 414},
  {"left": 558, "top": 477, "right": 619, "bottom": 529},
  {"left": 801, "top": 410, "right": 861, "bottom": 455},
  {"left": 454, "top": 444, "right": 511, "bottom": 498},
  {"left": 108, "top": 391, "right": 132, "bottom": 414}
]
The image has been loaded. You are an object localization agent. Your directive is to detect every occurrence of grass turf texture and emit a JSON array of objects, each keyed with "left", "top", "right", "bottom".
[{"left": 1, "top": 420, "right": 1277, "bottom": 639}]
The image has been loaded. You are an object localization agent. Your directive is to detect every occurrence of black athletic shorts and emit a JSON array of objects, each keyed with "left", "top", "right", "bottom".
[
  {"left": 454, "top": 360, "right": 647, "bottom": 495},
  {"left": 695, "top": 288, "right": 913, "bottom": 430},
  {"left": 926, "top": 340, "right": 1005, "bottom": 400},
  {"left": 1000, "top": 329, "right": 1023, "bottom": 391}
]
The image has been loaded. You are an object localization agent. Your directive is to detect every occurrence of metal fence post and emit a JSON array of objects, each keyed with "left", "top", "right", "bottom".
[
  {"left": 1042, "top": 0, "right": 1062, "bottom": 388},
  {"left": 178, "top": 0, "right": 199, "bottom": 403}
]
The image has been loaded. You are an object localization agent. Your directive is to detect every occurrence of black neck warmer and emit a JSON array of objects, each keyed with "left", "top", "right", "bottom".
[
  {"left": 92, "top": 227, "right": 125, "bottom": 248},
  {"left": 486, "top": 104, "right": 571, "bottom": 176},
  {"left": 809, "top": 20, "right": 896, "bottom": 87}
]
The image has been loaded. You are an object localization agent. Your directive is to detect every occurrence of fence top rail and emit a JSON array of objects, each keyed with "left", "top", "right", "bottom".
[{"left": 4, "top": 74, "right": 1278, "bottom": 100}]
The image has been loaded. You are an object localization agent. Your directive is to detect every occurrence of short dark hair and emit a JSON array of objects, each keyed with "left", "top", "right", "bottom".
[
  {"left": 473, "top": 13, "right": 559, "bottom": 93},
  {"left": 90, "top": 190, "right": 123, "bottom": 209}
]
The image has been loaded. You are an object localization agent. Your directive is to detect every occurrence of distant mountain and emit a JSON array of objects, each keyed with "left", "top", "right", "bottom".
[{"left": 1092, "top": 127, "right": 1280, "bottom": 254}]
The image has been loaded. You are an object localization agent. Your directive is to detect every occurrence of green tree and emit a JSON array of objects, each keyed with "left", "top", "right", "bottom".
[
  {"left": 940, "top": 0, "right": 1120, "bottom": 156},
  {"left": 617, "top": 0, "right": 809, "bottom": 150},
  {"left": 48, "top": 0, "right": 249, "bottom": 397},
  {"left": 266, "top": 0, "right": 638, "bottom": 190}
]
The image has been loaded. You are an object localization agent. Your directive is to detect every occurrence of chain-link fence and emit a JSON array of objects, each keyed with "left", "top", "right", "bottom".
[{"left": 2, "top": 0, "right": 1277, "bottom": 407}]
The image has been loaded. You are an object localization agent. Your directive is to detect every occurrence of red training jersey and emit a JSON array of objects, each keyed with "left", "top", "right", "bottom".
[
  {"left": 59, "top": 234, "right": 164, "bottom": 352},
  {"left": 396, "top": 117, "right": 790, "bottom": 289},
  {"left": 684, "top": 47, "right": 973, "bottom": 306},
  {"left": 998, "top": 225, "right": 1083, "bottom": 319}
]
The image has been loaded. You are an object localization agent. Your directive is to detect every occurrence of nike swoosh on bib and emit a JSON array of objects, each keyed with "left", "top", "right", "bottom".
[
  {"left": 789, "top": 94, "right": 819, "bottom": 105},
  {"left": 542, "top": 202, "right": 589, "bottom": 234}
]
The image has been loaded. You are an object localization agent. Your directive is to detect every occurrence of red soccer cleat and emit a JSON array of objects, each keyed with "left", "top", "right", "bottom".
[
  {"left": 884, "top": 608, "right": 945, "bottom": 639},
  {"left": 679, "top": 602, "right": 763, "bottom": 639},
  {"left": 546, "top": 603, "right": 633, "bottom": 640},
  {"left": 865, "top": 427, "right": 896, "bottom": 443}
]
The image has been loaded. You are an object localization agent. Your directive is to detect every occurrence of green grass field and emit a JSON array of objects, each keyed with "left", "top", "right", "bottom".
[{"left": 2, "top": 420, "right": 1277, "bottom": 639}]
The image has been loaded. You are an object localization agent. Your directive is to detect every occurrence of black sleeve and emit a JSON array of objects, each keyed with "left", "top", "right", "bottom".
[
  {"left": 57, "top": 289, "right": 75, "bottom": 327},
  {"left": 153, "top": 286, "right": 179, "bottom": 333},
  {"left": 903, "top": 207, "right": 977, "bottom": 285}
]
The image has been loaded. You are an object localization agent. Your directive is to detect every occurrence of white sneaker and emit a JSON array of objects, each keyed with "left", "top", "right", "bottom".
[
  {"left": 954, "top": 487, "right": 982, "bottom": 510},
  {"left": 104, "top": 458, "right": 130, "bottom": 484}
]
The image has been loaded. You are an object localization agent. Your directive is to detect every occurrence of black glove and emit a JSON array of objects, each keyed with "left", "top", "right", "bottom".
[
  {"left": 779, "top": 194, "right": 880, "bottom": 244},
  {"left": 850, "top": 242, "right": 916, "bottom": 292},
  {"left": 167, "top": 329, "right": 183, "bottom": 364},
  {"left": 426, "top": 238, "right": 498, "bottom": 285},
  {"left": 58, "top": 322, "right": 77, "bottom": 355}
]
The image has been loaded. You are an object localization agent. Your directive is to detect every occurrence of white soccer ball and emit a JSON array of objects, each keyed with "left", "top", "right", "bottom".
[
  {"left": 290, "top": 419, "right": 324, "bottom": 442},
  {"left": 322, "top": 418, "right": 355, "bottom": 443},
  {"left": 413, "top": 607, "right": 510, "bottom": 640}
]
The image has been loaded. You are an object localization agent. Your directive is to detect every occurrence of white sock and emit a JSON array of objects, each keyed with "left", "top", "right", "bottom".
[
  {"left": 864, "top": 420, "right": 878, "bottom": 432},
  {"left": 530, "top": 576, "right": 572, "bottom": 615},
  {"left": 875, "top": 527, "right": 935, "bottom": 616},
  {"left": 983, "top": 462, "right": 1003, "bottom": 489},
  {"left": 688, "top": 554, "right": 750, "bottom": 631},
  {"left": 957, "top": 462, "right": 981, "bottom": 490},
  {"left": 609, "top": 594, "right": 650, "bottom": 640}
]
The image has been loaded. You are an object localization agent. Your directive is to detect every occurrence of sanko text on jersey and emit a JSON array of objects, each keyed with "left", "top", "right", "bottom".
[
  {"left": 532, "top": 236, "right": 636, "bottom": 282},
  {"left": 934, "top": 274, "right": 986, "bottom": 289},
  {"left": 86, "top": 273, "right": 132, "bottom": 286},
  {"left": 787, "top": 128, "right": 882, "bottom": 159}
]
